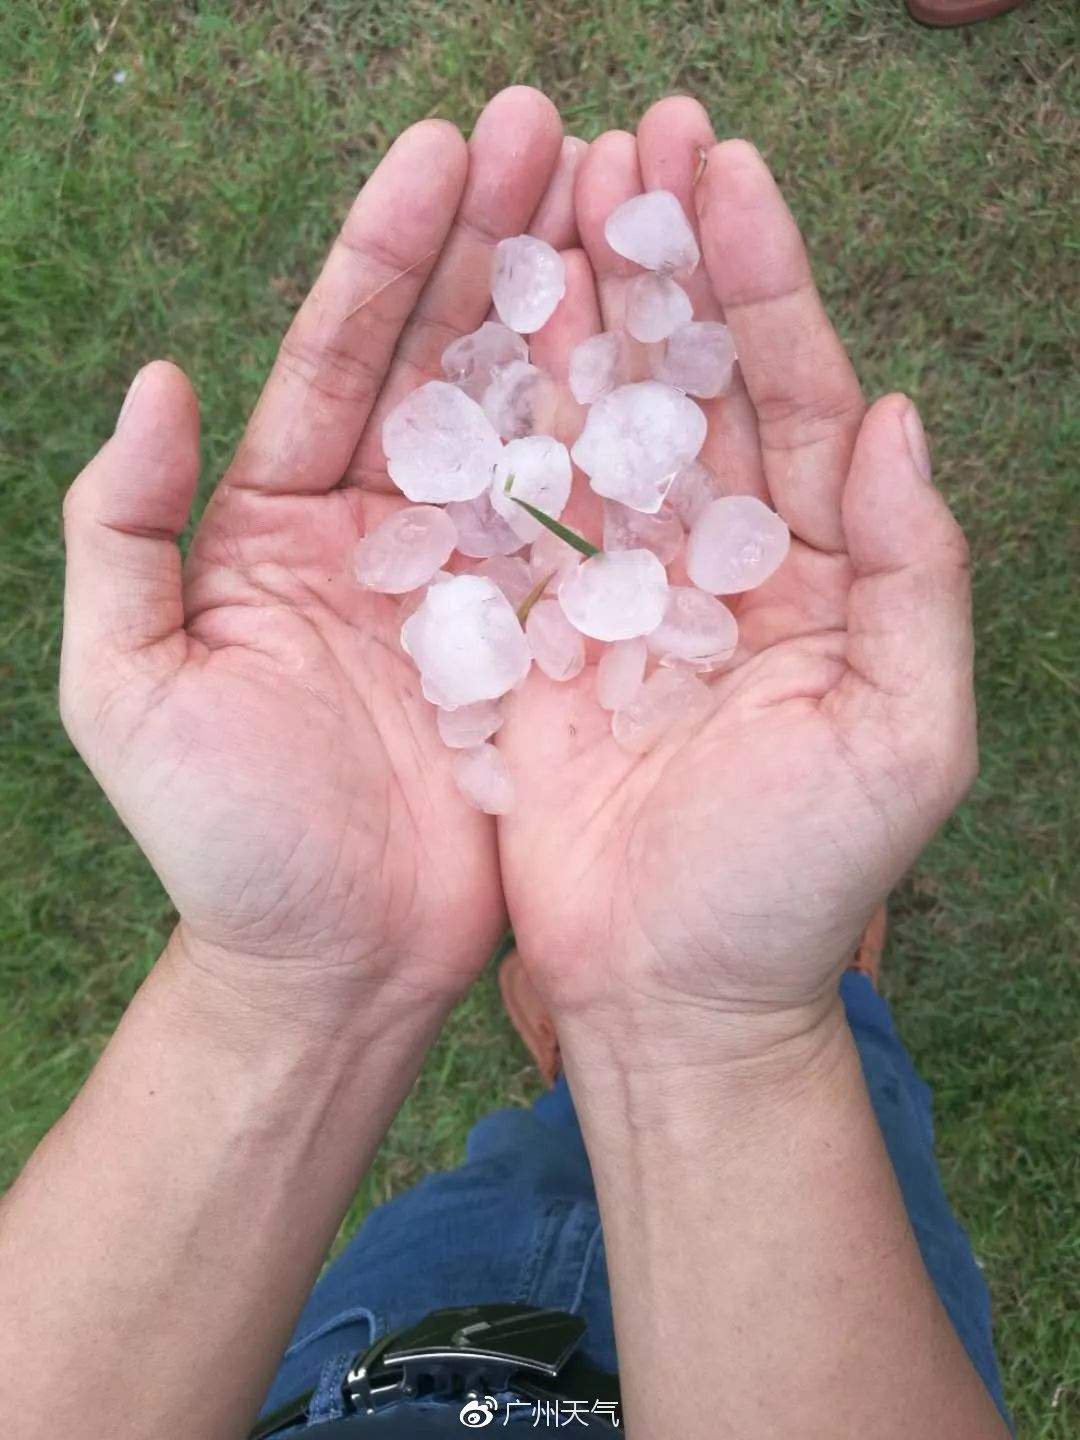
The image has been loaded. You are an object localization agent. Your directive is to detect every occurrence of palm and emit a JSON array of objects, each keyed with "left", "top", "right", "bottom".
[
  {"left": 500, "top": 103, "right": 975, "bottom": 1022},
  {"left": 108, "top": 484, "right": 493, "bottom": 990},
  {"left": 505, "top": 553, "right": 874, "bottom": 1011},
  {"left": 62, "top": 89, "right": 571, "bottom": 996}
]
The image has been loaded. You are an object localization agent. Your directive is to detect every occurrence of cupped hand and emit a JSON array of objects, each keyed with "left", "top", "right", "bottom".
[
  {"left": 500, "top": 98, "right": 977, "bottom": 1057},
  {"left": 60, "top": 88, "right": 576, "bottom": 1015}
]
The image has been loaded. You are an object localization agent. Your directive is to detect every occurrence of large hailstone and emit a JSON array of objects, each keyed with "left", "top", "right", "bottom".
[
  {"left": 481, "top": 360, "right": 559, "bottom": 442},
  {"left": 651, "top": 321, "right": 737, "bottom": 399},
  {"left": 686, "top": 496, "right": 791, "bottom": 595},
  {"left": 444, "top": 491, "right": 523, "bottom": 559},
  {"left": 525, "top": 600, "right": 585, "bottom": 682},
  {"left": 528, "top": 529, "right": 581, "bottom": 585},
  {"left": 666, "top": 458, "right": 720, "bottom": 528},
  {"left": 471, "top": 555, "right": 534, "bottom": 609},
  {"left": 602, "top": 499, "right": 683, "bottom": 566},
  {"left": 568, "top": 331, "right": 624, "bottom": 405},
  {"left": 557, "top": 549, "right": 669, "bottom": 642},
  {"left": 624, "top": 274, "right": 693, "bottom": 344},
  {"left": 571, "top": 381, "right": 708, "bottom": 514},
  {"left": 383, "top": 381, "right": 502, "bottom": 503},
  {"left": 452, "top": 743, "right": 515, "bottom": 815},
  {"left": 611, "top": 668, "right": 712, "bottom": 755},
  {"left": 437, "top": 700, "right": 503, "bottom": 749},
  {"left": 595, "top": 637, "right": 647, "bottom": 711},
  {"left": 491, "top": 236, "right": 566, "bottom": 334},
  {"left": 353, "top": 505, "right": 458, "bottom": 594},
  {"left": 442, "top": 322, "right": 528, "bottom": 401},
  {"left": 646, "top": 586, "right": 738, "bottom": 670},
  {"left": 491, "top": 435, "right": 573, "bottom": 542},
  {"left": 400, "top": 574, "right": 531, "bottom": 708},
  {"left": 604, "top": 190, "right": 701, "bottom": 276}
]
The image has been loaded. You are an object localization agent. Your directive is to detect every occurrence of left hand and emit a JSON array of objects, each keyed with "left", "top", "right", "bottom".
[{"left": 59, "top": 88, "right": 573, "bottom": 1020}]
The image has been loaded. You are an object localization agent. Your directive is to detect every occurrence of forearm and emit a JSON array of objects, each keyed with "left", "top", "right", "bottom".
[
  {"left": 562, "top": 1001, "right": 1008, "bottom": 1440},
  {"left": 0, "top": 930, "right": 450, "bottom": 1440}
]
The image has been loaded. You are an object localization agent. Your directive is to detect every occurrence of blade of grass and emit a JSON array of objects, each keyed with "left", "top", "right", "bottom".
[
  {"left": 516, "top": 569, "right": 556, "bottom": 624},
  {"left": 507, "top": 497, "right": 599, "bottom": 557}
]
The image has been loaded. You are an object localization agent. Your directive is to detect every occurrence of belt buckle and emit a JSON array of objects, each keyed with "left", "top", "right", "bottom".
[{"left": 343, "top": 1304, "right": 585, "bottom": 1413}]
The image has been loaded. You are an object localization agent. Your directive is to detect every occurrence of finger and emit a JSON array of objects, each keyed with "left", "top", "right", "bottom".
[
  {"left": 529, "top": 136, "right": 588, "bottom": 250},
  {"left": 348, "top": 86, "right": 564, "bottom": 488},
  {"left": 696, "top": 140, "right": 864, "bottom": 552},
  {"left": 830, "top": 395, "right": 976, "bottom": 805},
  {"left": 573, "top": 130, "right": 643, "bottom": 332},
  {"left": 636, "top": 96, "right": 718, "bottom": 319},
  {"left": 528, "top": 249, "right": 605, "bottom": 545},
  {"left": 225, "top": 120, "right": 469, "bottom": 497},
  {"left": 61, "top": 363, "right": 200, "bottom": 717},
  {"left": 636, "top": 97, "right": 767, "bottom": 504}
]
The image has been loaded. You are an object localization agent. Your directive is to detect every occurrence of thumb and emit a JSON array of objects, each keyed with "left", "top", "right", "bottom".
[
  {"left": 837, "top": 393, "right": 977, "bottom": 807},
  {"left": 60, "top": 361, "right": 200, "bottom": 732}
]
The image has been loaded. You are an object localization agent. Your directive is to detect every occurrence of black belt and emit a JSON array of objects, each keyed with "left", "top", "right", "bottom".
[{"left": 251, "top": 1304, "right": 622, "bottom": 1436}]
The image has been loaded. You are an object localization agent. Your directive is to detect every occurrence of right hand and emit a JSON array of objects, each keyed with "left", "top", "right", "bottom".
[{"left": 500, "top": 98, "right": 977, "bottom": 1064}]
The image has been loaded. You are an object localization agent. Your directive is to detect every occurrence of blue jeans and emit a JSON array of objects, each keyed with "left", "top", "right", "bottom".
[{"left": 260, "top": 974, "right": 1010, "bottom": 1431}]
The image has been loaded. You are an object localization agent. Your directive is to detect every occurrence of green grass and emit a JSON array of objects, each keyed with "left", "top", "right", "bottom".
[{"left": 1, "top": 0, "right": 1077, "bottom": 1432}]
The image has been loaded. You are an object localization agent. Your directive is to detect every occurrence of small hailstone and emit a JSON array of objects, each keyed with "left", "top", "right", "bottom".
[
  {"left": 437, "top": 699, "right": 503, "bottom": 749},
  {"left": 452, "top": 743, "right": 515, "bottom": 815},
  {"left": 602, "top": 499, "right": 683, "bottom": 566},
  {"left": 491, "top": 235, "right": 566, "bottom": 334},
  {"left": 557, "top": 549, "right": 668, "bottom": 642},
  {"left": 611, "top": 668, "right": 712, "bottom": 755},
  {"left": 646, "top": 586, "right": 738, "bottom": 670},
  {"left": 569, "top": 331, "right": 624, "bottom": 405},
  {"left": 528, "top": 528, "right": 582, "bottom": 585},
  {"left": 596, "top": 637, "right": 647, "bottom": 711},
  {"left": 442, "top": 322, "right": 528, "bottom": 401},
  {"left": 624, "top": 274, "right": 693, "bottom": 344},
  {"left": 383, "top": 380, "right": 502, "bottom": 503},
  {"left": 604, "top": 190, "right": 700, "bottom": 277},
  {"left": 686, "top": 496, "right": 791, "bottom": 595},
  {"left": 445, "top": 491, "right": 523, "bottom": 559},
  {"left": 651, "top": 321, "right": 736, "bottom": 399},
  {"left": 353, "top": 505, "right": 458, "bottom": 594},
  {"left": 482, "top": 360, "right": 559, "bottom": 441},
  {"left": 666, "top": 459, "right": 720, "bottom": 528},
  {"left": 401, "top": 574, "right": 531, "bottom": 707},
  {"left": 471, "top": 555, "right": 534, "bottom": 609},
  {"left": 491, "top": 435, "right": 573, "bottom": 541},
  {"left": 571, "top": 381, "right": 708, "bottom": 514},
  {"left": 526, "top": 600, "right": 586, "bottom": 682}
]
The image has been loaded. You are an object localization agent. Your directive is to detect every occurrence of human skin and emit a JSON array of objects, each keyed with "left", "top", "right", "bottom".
[
  {"left": 499, "top": 98, "right": 1006, "bottom": 1438},
  {"left": 0, "top": 90, "right": 1006, "bottom": 1439},
  {"left": 0, "top": 86, "right": 573, "bottom": 1440}
]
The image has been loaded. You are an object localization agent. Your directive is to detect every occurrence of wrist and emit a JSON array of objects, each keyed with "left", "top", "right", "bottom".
[
  {"left": 556, "top": 984, "right": 851, "bottom": 1142},
  {"left": 160, "top": 923, "right": 454, "bottom": 1070}
]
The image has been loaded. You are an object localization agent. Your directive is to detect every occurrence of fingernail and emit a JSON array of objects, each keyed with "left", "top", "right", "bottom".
[
  {"left": 116, "top": 367, "right": 146, "bottom": 432},
  {"left": 902, "top": 401, "right": 932, "bottom": 483}
]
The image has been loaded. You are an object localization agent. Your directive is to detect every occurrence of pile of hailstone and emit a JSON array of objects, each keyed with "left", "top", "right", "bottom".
[{"left": 354, "top": 190, "right": 791, "bottom": 815}]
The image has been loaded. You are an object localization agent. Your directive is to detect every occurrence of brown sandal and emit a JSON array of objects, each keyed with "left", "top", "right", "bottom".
[
  {"left": 906, "top": 0, "right": 1025, "bottom": 27},
  {"left": 499, "top": 904, "right": 891, "bottom": 1084},
  {"left": 848, "top": 904, "right": 888, "bottom": 990},
  {"left": 498, "top": 950, "right": 562, "bottom": 1085}
]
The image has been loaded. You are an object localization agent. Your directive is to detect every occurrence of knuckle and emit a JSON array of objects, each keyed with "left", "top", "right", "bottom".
[
  {"left": 276, "top": 325, "right": 386, "bottom": 407},
  {"left": 756, "top": 384, "right": 864, "bottom": 455}
]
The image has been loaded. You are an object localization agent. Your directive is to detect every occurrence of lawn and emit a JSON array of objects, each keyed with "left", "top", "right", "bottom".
[{"left": 1, "top": 0, "right": 1077, "bottom": 1433}]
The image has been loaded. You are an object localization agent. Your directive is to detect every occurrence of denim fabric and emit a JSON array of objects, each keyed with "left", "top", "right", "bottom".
[{"left": 259, "top": 973, "right": 1009, "bottom": 1432}]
